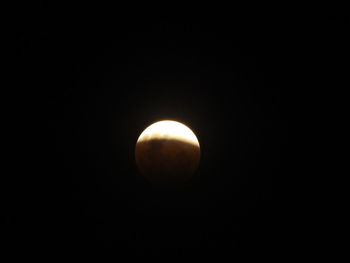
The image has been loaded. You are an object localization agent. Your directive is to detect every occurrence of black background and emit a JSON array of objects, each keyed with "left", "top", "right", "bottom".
[{"left": 13, "top": 10, "right": 328, "bottom": 259}]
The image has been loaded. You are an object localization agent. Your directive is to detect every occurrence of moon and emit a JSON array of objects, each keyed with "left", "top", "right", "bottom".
[{"left": 135, "top": 120, "right": 200, "bottom": 185}]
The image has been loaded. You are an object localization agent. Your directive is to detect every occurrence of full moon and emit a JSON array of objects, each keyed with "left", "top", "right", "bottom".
[{"left": 135, "top": 120, "right": 200, "bottom": 185}]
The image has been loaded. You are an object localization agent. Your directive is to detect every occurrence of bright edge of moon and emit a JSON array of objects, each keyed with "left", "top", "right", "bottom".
[{"left": 137, "top": 120, "right": 200, "bottom": 147}]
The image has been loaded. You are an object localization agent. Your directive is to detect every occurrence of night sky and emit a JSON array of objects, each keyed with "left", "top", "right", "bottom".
[{"left": 14, "top": 12, "right": 306, "bottom": 259}]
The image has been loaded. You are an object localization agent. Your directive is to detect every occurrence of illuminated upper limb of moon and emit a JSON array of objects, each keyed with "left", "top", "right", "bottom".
[{"left": 136, "top": 120, "right": 200, "bottom": 147}]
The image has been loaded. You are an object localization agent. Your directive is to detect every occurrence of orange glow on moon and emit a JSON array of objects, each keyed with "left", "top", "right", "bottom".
[{"left": 135, "top": 120, "right": 200, "bottom": 185}]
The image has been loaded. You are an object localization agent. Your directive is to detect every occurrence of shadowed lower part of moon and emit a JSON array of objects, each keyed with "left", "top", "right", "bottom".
[{"left": 135, "top": 138, "right": 200, "bottom": 185}]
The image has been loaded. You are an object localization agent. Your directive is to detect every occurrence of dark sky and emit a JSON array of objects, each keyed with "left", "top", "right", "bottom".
[{"left": 13, "top": 12, "right": 307, "bottom": 259}]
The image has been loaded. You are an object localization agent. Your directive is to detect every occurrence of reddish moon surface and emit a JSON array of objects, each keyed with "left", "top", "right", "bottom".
[{"left": 135, "top": 120, "right": 200, "bottom": 185}]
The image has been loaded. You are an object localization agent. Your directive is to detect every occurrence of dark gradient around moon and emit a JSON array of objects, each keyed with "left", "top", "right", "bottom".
[{"left": 135, "top": 138, "right": 200, "bottom": 185}]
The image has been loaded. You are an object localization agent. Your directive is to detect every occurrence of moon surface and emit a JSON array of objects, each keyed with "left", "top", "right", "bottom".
[{"left": 135, "top": 120, "right": 200, "bottom": 185}]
